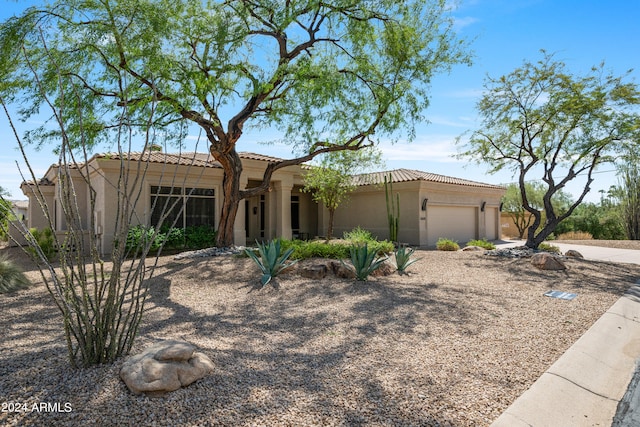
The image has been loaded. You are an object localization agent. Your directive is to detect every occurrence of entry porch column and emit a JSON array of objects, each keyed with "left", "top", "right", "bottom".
[
  {"left": 274, "top": 181, "right": 292, "bottom": 240},
  {"left": 233, "top": 175, "right": 249, "bottom": 246}
]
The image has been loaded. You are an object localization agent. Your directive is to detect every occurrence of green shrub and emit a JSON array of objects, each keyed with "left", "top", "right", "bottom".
[
  {"left": 125, "top": 225, "right": 217, "bottom": 252},
  {"left": 394, "top": 246, "right": 421, "bottom": 274},
  {"left": 291, "top": 240, "right": 349, "bottom": 259},
  {"left": 125, "top": 225, "right": 166, "bottom": 252},
  {"left": 343, "top": 226, "right": 374, "bottom": 244},
  {"left": 245, "top": 239, "right": 298, "bottom": 286},
  {"left": 184, "top": 225, "right": 217, "bottom": 249},
  {"left": 538, "top": 242, "right": 561, "bottom": 254},
  {"left": 465, "top": 238, "right": 496, "bottom": 250},
  {"left": 436, "top": 238, "right": 459, "bottom": 251},
  {"left": 343, "top": 243, "right": 388, "bottom": 281},
  {"left": 28, "top": 227, "right": 56, "bottom": 261},
  {"left": 279, "top": 238, "right": 393, "bottom": 260},
  {"left": 0, "top": 254, "right": 31, "bottom": 293}
]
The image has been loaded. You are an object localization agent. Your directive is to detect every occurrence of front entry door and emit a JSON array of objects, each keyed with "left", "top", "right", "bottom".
[{"left": 245, "top": 195, "right": 266, "bottom": 243}]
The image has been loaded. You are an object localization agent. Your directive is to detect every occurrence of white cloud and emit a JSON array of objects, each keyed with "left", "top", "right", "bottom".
[
  {"left": 445, "top": 88, "right": 484, "bottom": 99},
  {"left": 427, "top": 114, "right": 477, "bottom": 128},
  {"left": 453, "top": 16, "right": 479, "bottom": 30},
  {"left": 378, "top": 136, "right": 463, "bottom": 163}
]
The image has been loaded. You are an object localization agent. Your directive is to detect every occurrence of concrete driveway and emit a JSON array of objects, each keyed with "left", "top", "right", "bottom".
[{"left": 496, "top": 239, "right": 640, "bottom": 265}]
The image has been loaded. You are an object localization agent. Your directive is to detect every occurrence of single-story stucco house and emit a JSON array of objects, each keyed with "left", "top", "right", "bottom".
[{"left": 20, "top": 151, "right": 505, "bottom": 253}]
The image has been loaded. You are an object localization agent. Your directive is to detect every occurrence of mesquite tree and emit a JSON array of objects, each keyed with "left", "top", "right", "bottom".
[
  {"left": 502, "top": 182, "right": 572, "bottom": 239},
  {"left": 0, "top": 0, "right": 470, "bottom": 247},
  {"left": 458, "top": 52, "right": 640, "bottom": 248}
]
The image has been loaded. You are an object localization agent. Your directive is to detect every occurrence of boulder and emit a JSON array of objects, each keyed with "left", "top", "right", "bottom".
[
  {"left": 300, "top": 264, "right": 328, "bottom": 279},
  {"left": 120, "top": 340, "right": 214, "bottom": 396},
  {"left": 530, "top": 252, "right": 567, "bottom": 271},
  {"left": 461, "top": 245, "right": 485, "bottom": 252},
  {"left": 370, "top": 260, "right": 396, "bottom": 277},
  {"left": 330, "top": 261, "right": 356, "bottom": 279},
  {"left": 564, "top": 249, "right": 584, "bottom": 259}
]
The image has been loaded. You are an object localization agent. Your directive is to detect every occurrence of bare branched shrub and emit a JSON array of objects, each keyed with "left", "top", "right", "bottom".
[{"left": 1, "top": 74, "right": 209, "bottom": 369}]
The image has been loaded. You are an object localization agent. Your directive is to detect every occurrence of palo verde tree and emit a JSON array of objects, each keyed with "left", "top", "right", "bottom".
[
  {"left": 458, "top": 52, "right": 640, "bottom": 248},
  {"left": 502, "top": 182, "right": 572, "bottom": 239},
  {"left": 302, "top": 148, "right": 381, "bottom": 240},
  {"left": 0, "top": 0, "right": 470, "bottom": 247}
]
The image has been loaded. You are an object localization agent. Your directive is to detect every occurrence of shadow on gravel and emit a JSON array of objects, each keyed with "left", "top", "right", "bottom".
[
  {"left": 10, "top": 248, "right": 633, "bottom": 425},
  {"left": 127, "top": 255, "right": 479, "bottom": 425},
  {"left": 464, "top": 255, "right": 640, "bottom": 296}
]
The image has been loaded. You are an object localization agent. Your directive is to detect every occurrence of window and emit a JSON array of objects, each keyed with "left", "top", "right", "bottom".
[
  {"left": 150, "top": 186, "right": 215, "bottom": 229},
  {"left": 291, "top": 195, "right": 300, "bottom": 235}
]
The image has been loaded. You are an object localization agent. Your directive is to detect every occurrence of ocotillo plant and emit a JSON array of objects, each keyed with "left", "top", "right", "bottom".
[{"left": 384, "top": 174, "right": 400, "bottom": 243}]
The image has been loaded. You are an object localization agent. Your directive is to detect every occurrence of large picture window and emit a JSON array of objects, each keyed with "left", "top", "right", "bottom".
[{"left": 150, "top": 186, "right": 215, "bottom": 229}]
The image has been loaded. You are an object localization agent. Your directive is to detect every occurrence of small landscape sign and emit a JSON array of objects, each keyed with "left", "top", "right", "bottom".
[{"left": 544, "top": 290, "right": 577, "bottom": 300}]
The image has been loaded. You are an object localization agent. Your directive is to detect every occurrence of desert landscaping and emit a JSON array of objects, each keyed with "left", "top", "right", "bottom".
[{"left": 2, "top": 243, "right": 640, "bottom": 426}]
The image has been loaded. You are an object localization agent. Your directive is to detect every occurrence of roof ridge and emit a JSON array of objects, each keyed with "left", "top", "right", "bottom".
[{"left": 351, "top": 168, "right": 503, "bottom": 189}]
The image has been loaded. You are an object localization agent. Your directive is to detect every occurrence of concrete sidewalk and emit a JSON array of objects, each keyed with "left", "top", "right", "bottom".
[{"left": 491, "top": 241, "right": 640, "bottom": 427}]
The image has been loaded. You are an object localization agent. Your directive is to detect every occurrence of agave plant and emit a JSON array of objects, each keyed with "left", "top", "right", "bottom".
[
  {"left": 394, "top": 246, "right": 421, "bottom": 274},
  {"left": 343, "top": 243, "right": 388, "bottom": 281},
  {"left": 0, "top": 254, "right": 31, "bottom": 293},
  {"left": 245, "top": 239, "right": 298, "bottom": 287}
]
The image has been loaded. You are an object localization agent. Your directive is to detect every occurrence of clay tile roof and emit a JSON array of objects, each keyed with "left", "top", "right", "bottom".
[
  {"left": 238, "top": 152, "right": 285, "bottom": 162},
  {"left": 93, "top": 151, "right": 285, "bottom": 167},
  {"left": 94, "top": 151, "right": 222, "bottom": 168},
  {"left": 352, "top": 168, "right": 504, "bottom": 189}
]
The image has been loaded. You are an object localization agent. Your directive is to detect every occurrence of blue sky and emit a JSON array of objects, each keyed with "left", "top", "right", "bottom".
[{"left": 1, "top": 0, "right": 638, "bottom": 203}]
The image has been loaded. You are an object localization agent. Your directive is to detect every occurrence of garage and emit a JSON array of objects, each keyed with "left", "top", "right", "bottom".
[{"left": 427, "top": 205, "right": 478, "bottom": 247}]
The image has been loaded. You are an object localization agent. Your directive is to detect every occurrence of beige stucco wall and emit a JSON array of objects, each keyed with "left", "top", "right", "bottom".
[
  {"left": 328, "top": 180, "right": 504, "bottom": 247},
  {"left": 20, "top": 183, "right": 54, "bottom": 231},
  {"left": 22, "top": 154, "right": 504, "bottom": 252},
  {"left": 23, "top": 154, "right": 316, "bottom": 253}
]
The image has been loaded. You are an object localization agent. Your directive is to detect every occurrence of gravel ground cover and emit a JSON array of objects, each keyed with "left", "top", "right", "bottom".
[{"left": 1, "top": 244, "right": 640, "bottom": 426}]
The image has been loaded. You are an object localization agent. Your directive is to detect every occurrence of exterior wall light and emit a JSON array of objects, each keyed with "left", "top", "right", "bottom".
[{"left": 421, "top": 198, "right": 428, "bottom": 211}]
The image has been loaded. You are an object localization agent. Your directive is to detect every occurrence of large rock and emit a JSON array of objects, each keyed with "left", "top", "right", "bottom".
[
  {"left": 461, "top": 245, "right": 485, "bottom": 252},
  {"left": 330, "top": 261, "right": 356, "bottom": 279},
  {"left": 530, "top": 252, "right": 567, "bottom": 271},
  {"left": 564, "top": 249, "right": 584, "bottom": 259},
  {"left": 300, "top": 264, "right": 328, "bottom": 279},
  {"left": 120, "top": 340, "right": 214, "bottom": 396},
  {"left": 370, "top": 260, "right": 396, "bottom": 277}
]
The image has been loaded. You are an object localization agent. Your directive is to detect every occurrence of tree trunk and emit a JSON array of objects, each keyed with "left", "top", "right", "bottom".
[
  {"left": 524, "top": 211, "right": 542, "bottom": 249},
  {"left": 214, "top": 150, "right": 243, "bottom": 247},
  {"left": 327, "top": 208, "right": 335, "bottom": 241},
  {"left": 528, "top": 220, "right": 560, "bottom": 248}
]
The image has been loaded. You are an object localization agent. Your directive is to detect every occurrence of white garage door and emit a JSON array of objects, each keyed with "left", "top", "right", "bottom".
[{"left": 427, "top": 206, "right": 477, "bottom": 246}]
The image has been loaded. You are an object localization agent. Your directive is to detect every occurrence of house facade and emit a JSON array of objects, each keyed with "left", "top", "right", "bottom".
[
  {"left": 20, "top": 151, "right": 504, "bottom": 252},
  {"left": 329, "top": 169, "right": 505, "bottom": 247}
]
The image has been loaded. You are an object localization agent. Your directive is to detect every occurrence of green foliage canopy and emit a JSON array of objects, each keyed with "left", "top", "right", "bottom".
[
  {"left": 302, "top": 149, "right": 381, "bottom": 239},
  {"left": 0, "top": 0, "right": 470, "bottom": 246},
  {"left": 459, "top": 52, "right": 640, "bottom": 248},
  {"left": 615, "top": 148, "right": 640, "bottom": 239},
  {"left": 502, "top": 182, "right": 572, "bottom": 239}
]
